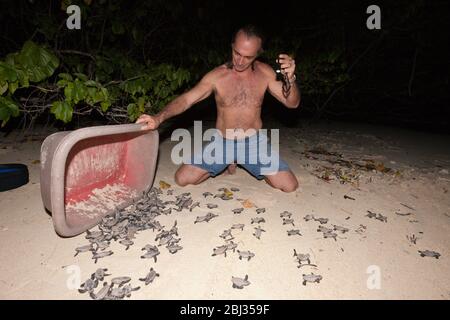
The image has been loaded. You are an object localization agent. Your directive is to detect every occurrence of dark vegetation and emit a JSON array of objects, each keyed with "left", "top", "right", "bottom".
[{"left": 0, "top": 0, "right": 448, "bottom": 133}]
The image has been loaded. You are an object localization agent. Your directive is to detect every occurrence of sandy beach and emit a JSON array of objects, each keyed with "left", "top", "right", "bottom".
[{"left": 0, "top": 120, "right": 449, "bottom": 299}]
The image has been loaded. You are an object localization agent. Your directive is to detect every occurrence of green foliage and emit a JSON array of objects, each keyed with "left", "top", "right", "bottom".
[{"left": 0, "top": 96, "right": 19, "bottom": 127}]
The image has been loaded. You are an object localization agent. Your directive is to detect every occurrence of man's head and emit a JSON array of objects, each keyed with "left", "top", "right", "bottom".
[{"left": 228, "top": 25, "right": 264, "bottom": 72}]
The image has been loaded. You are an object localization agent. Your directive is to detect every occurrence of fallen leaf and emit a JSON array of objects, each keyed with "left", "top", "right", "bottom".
[
  {"left": 32, "top": 159, "right": 40, "bottom": 164},
  {"left": 241, "top": 199, "right": 254, "bottom": 208},
  {"left": 159, "top": 180, "right": 171, "bottom": 189}
]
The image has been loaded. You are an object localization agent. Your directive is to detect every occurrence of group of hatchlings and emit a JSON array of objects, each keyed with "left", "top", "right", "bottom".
[{"left": 73, "top": 185, "right": 442, "bottom": 298}]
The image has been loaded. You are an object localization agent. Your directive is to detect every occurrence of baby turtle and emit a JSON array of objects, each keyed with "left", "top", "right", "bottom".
[
  {"left": 293, "top": 250, "right": 310, "bottom": 264},
  {"left": 91, "top": 268, "right": 110, "bottom": 282},
  {"left": 189, "top": 202, "right": 200, "bottom": 211},
  {"left": 237, "top": 250, "right": 255, "bottom": 261},
  {"left": 194, "top": 212, "right": 218, "bottom": 224},
  {"left": 139, "top": 268, "right": 160, "bottom": 285},
  {"left": 366, "top": 210, "right": 377, "bottom": 219},
  {"left": 166, "top": 243, "right": 183, "bottom": 254},
  {"left": 167, "top": 189, "right": 174, "bottom": 195},
  {"left": 314, "top": 217, "right": 329, "bottom": 225},
  {"left": 74, "top": 244, "right": 94, "bottom": 257},
  {"left": 280, "top": 211, "right": 292, "bottom": 219},
  {"left": 207, "top": 203, "right": 219, "bottom": 209},
  {"left": 158, "top": 234, "right": 173, "bottom": 247},
  {"left": 253, "top": 226, "right": 266, "bottom": 239},
  {"left": 231, "top": 275, "right": 250, "bottom": 289},
  {"left": 111, "top": 276, "right": 131, "bottom": 287},
  {"left": 220, "top": 229, "right": 233, "bottom": 240},
  {"left": 287, "top": 229, "right": 302, "bottom": 236},
  {"left": 212, "top": 245, "right": 228, "bottom": 257},
  {"left": 303, "top": 214, "right": 315, "bottom": 221},
  {"left": 90, "top": 282, "right": 112, "bottom": 300},
  {"left": 302, "top": 273, "right": 323, "bottom": 286},
  {"left": 333, "top": 225, "right": 349, "bottom": 233},
  {"left": 376, "top": 214, "right": 388, "bottom": 223},
  {"left": 92, "top": 250, "right": 113, "bottom": 264},
  {"left": 230, "top": 187, "right": 240, "bottom": 192},
  {"left": 85, "top": 230, "right": 103, "bottom": 240},
  {"left": 169, "top": 220, "right": 178, "bottom": 237},
  {"left": 323, "top": 231, "right": 338, "bottom": 241},
  {"left": 119, "top": 283, "right": 140, "bottom": 298},
  {"left": 418, "top": 250, "right": 441, "bottom": 259},
  {"left": 141, "top": 245, "right": 160, "bottom": 262},
  {"left": 232, "top": 208, "right": 244, "bottom": 214},
  {"left": 119, "top": 239, "right": 134, "bottom": 250},
  {"left": 203, "top": 192, "right": 213, "bottom": 198},
  {"left": 282, "top": 218, "right": 295, "bottom": 226},
  {"left": 317, "top": 225, "right": 333, "bottom": 233},
  {"left": 251, "top": 217, "right": 265, "bottom": 224},
  {"left": 231, "top": 223, "right": 245, "bottom": 231},
  {"left": 78, "top": 278, "right": 98, "bottom": 294},
  {"left": 226, "top": 241, "right": 238, "bottom": 252},
  {"left": 256, "top": 208, "right": 266, "bottom": 214}
]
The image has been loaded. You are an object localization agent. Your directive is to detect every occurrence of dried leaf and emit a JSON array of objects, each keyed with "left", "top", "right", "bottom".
[
  {"left": 241, "top": 199, "right": 254, "bottom": 208},
  {"left": 159, "top": 180, "right": 171, "bottom": 189}
]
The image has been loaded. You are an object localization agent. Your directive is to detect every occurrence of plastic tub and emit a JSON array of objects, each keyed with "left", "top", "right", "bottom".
[{"left": 40, "top": 124, "right": 158, "bottom": 237}]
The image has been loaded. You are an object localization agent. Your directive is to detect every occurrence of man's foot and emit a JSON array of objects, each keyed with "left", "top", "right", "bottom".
[{"left": 226, "top": 163, "right": 237, "bottom": 175}]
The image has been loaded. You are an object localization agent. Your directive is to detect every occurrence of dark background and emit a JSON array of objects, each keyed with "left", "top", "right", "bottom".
[{"left": 1, "top": 0, "right": 449, "bottom": 133}]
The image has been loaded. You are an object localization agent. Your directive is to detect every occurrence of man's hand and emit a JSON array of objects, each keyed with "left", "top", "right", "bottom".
[
  {"left": 136, "top": 114, "right": 161, "bottom": 130},
  {"left": 276, "top": 54, "right": 296, "bottom": 82}
]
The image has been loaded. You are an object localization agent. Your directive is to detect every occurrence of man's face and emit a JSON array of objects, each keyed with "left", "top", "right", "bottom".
[{"left": 231, "top": 32, "right": 261, "bottom": 72}]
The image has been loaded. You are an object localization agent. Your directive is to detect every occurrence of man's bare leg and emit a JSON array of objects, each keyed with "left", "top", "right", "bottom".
[
  {"left": 175, "top": 164, "right": 210, "bottom": 186},
  {"left": 264, "top": 170, "right": 299, "bottom": 193}
]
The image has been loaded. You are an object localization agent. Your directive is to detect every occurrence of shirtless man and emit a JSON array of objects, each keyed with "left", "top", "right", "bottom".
[{"left": 137, "top": 25, "right": 300, "bottom": 192}]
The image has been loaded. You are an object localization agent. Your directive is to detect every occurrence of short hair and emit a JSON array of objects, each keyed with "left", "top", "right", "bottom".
[{"left": 232, "top": 24, "right": 265, "bottom": 54}]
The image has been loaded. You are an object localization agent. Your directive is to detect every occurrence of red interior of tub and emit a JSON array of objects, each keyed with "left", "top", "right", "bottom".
[{"left": 64, "top": 133, "right": 138, "bottom": 205}]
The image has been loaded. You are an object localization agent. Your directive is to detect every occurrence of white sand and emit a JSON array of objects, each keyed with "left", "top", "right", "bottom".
[{"left": 0, "top": 121, "right": 449, "bottom": 299}]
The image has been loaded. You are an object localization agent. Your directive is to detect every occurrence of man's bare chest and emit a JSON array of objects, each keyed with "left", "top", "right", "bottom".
[{"left": 215, "top": 75, "right": 267, "bottom": 108}]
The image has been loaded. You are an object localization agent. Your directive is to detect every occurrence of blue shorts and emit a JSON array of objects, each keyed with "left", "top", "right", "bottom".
[{"left": 189, "top": 130, "right": 290, "bottom": 180}]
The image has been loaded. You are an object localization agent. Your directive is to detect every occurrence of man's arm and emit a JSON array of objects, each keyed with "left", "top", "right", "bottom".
[
  {"left": 265, "top": 54, "right": 301, "bottom": 109},
  {"left": 137, "top": 71, "right": 215, "bottom": 130}
]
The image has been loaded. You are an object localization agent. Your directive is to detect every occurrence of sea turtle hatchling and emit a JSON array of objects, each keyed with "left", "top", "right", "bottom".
[
  {"left": 317, "top": 226, "right": 333, "bottom": 234},
  {"left": 256, "top": 208, "right": 266, "bottom": 214},
  {"left": 287, "top": 229, "right": 302, "bottom": 236},
  {"left": 207, "top": 203, "right": 219, "bottom": 209},
  {"left": 92, "top": 250, "right": 113, "bottom": 264},
  {"left": 111, "top": 276, "right": 131, "bottom": 287},
  {"left": 323, "top": 231, "right": 338, "bottom": 241},
  {"left": 231, "top": 224, "right": 245, "bottom": 231},
  {"left": 282, "top": 218, "right": 295, "bottom": 226},
  {"left": 141, "top": 245, "right": 160, "bottom": 262},
  {"left": 232, "top": 208, "right": 244, "bottom": 214},
  {"left": 139, "top": 268, "right": 160, "bottom": 285},
  {"left": 230, "top": 187, "right": 240, "bottom": 192},
  {"left": 366, "top": 211, "right": 377, "bottom": 219},
  {"left": 219, "top": 229, "right": 233, "bottom": 240},
  {"left": 194, "top": 212, "right": 218, "bottom": 224},
  {"left": 251, "top": 217, "right": 265, "bottom": 224},
  {"left": 226, "top": 241, "right": 238, "bottom": 253},
  {"left": 78, "top": 278, "right": 98, "bottom": 294},
  {"left": 189, "top": 202, "right": 200, "bottom": 211},
  {"left": 303, "top": 214, "right": 315, "bottom": 222},
  {"left": 212, "top": 245, "right": 228, "bottom": 257},
  {"left": 119, "top": 239, "right": 134, "bottom": 250},
  {"left": 91, "top": 268, "right": 110, "bottom": 282},
  {"left": 302, "top": 273, "right": 323, "bottom": 286},
  {"left": 376, "top": 214, "right": 388, "bottom": 223},
  {"left": 74, "top": 244, "right": 94, "bottom": 257},
  {"left": 253, "top": 226, "right": 266, "bottom": 239},
  {"left": 90, "top": 282, "right": 112, "bottom": 300},
  {"left": 418, "top": 250, "right": 441, "bottom": 259},
  {"left": 203, "top": 192, "right": 213, "bottom": 198},
  {"left": 231, "top": 275, "right": 250, "bottom": 289},
  {"left": 237, "top": 250, "right": 255, "bottom": 261},
  {"left": 280, "top": 211, "right": 292, "bottom": 219},
  {"left": 314, "top": 217, "right": 329, "bottom": 224},
  {"left": 166, "top": 243, "right": 183, "bottom": 254},
  {"left": 333, "top": 225, "right": 349, "bottom": 233}
]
